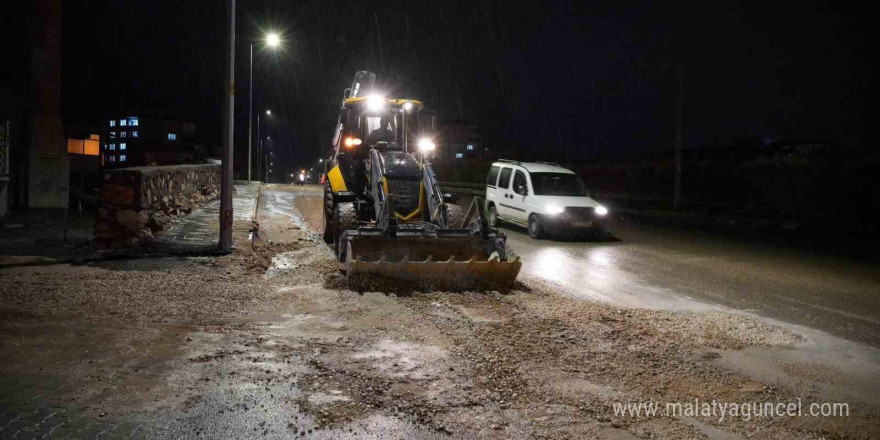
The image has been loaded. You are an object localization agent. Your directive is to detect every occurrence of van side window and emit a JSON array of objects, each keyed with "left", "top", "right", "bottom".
[
  {"left": 498, "top": 168, "right": 513, "bottom": 189},
  {"left": 487, "top": 165, "right": 500, "bottom": 187},
  {"left": 513, "top": 170, "right": 528, "bottom": 195}
]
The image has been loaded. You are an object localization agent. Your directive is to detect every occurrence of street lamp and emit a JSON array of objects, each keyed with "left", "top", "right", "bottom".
[
  {"left": 256, "top": 112, "right": 272, "bottom": 183},
  {"left": 266, "top": 33, "right": 281, "bottom": 48},
  {"left": 248, "top": 32, "right": 282, "bottom": 184}
]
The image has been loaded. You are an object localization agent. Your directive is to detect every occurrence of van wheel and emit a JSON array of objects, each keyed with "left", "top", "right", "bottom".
[
  {"left": 528, "top": 214, "right": 544, "bottom": 239},
  {"left": 487, "top": 204, "right": 499, "bottom": 227}
]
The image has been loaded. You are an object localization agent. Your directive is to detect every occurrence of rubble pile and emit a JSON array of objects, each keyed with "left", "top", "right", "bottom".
[{"left": 95, "top": 164, "right": 220, "bottom": 249}]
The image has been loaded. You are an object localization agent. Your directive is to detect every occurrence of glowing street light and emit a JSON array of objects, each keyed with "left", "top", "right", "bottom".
[
  {"left": 266, "top": 32, "right": 281, "bottom": 48},
  {"left": 248, "top": 30, "right": 282, "bottom": 184},
  {"left": 266, "top": 110, "right": 271, "bottom": 116}
]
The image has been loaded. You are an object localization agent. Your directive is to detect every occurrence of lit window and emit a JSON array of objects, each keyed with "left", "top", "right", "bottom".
[
  {"left": 109, "top": 155, "right": 116, "bottom": 162},
  {"left": 120, "top": 155, "right": 127, "bottom": 162},
  {"left": 120, "top": 119, "right": 127, "bottom": 126},
  {"left": 132, "top": 131, "right": 138, "bottom": 138},
  {"left": 128, "top": 117, "right": 138, "bottom": 126},
  {"left": 109, "top": 143, "right": 116, "bottom": 150},
  {"left": 67, "top": 139, "right": 84, "bottom": 154},
  {"left": 167, "top": 133, "right": 176, "bottom": 140},
  {"left": 120, "top": 131, "right": 127, "bottom": 138},
  {"left": 455, "top": 153, "right": 464, "bottom": 159},
  {"left": 83, "top": 139, "right": 99, "bottom": 155},
  {"left": 110, "top": 131, "right": 116, "bottom": 138},
  {"left": 467, "top": 144, "right": 474, "bottom": 151},
  {"left": 109, "top": 120, "right": 116, "bottom": 127},
  {"left": 120, "top": 143, "right": 127, "bottom": 150}
]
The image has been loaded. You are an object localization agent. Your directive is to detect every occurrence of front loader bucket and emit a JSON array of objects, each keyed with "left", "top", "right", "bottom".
[{"left": 341, "top": 234, "right": 522, "bottom": 286}]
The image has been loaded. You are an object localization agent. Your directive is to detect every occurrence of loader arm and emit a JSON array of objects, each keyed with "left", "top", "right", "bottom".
[
  {"left": 370, "top": 148, "right": 398, "bottom": 235},
  {"left": 422, "top": 163, "right": 447, "bottom": 227}
]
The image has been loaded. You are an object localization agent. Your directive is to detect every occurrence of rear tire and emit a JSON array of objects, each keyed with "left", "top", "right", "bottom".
[
  {"left": 486, "top": 204, "right": 499, "bottom": 227},
  {"left": 528, "top": 214, "right": 544, "bottom": 239},
  {"left": 322, "top": 182, "right": 334, "bottom": 243},
  {"left": 333, "top": 202, "right": 357, "bottom": 259},
  {"left": 445, "top": 204, "right": 465, "bottom": 228}
]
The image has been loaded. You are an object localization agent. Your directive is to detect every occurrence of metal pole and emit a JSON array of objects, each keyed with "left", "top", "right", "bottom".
[
  {"left": 219, "top": 0, "right": 235, "bottom": 251},
  {"left": 673, "top": 65, "right": 683, "bottom": 210},
  {"left": 247, "top": 43, "right": 253, "bottom": 184},
  {"left": 257, "top": 113, "right": 261, "bottom": 182}
]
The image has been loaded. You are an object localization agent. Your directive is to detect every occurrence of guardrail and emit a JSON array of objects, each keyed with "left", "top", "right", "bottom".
[
  {"left": 436, "top": 180, "right": 832, "bottom": 218},
  {"left": 437, "top": 181, "right": 484, "bottom": 196}
]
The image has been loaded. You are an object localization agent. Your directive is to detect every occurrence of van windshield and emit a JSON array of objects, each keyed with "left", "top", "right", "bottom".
[{"left": 530, "top": 173, "right": 588, "bottom": 197}]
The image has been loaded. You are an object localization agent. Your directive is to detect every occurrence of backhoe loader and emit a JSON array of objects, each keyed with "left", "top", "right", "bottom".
[{"left": 322, "top": 71, "right": 521, "bottom": 285}]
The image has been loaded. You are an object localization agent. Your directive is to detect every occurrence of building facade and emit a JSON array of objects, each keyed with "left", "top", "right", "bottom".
[{"left": 103, "top": 116, "right": 196, "bottom": 168}]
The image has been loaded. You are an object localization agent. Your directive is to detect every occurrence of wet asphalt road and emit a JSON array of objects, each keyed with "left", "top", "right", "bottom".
[{"left": 498, "top": 218, "right": 880, "bottom": 347}]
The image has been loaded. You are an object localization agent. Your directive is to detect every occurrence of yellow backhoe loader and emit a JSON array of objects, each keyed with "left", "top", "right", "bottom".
[{"left": 322, "top": 71, "right": 521, "bottom": 285}]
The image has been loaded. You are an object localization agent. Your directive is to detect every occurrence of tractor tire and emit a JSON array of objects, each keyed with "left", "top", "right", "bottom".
[
  {"left": 322, "top": 182, "right": 334, "bottom": 243},
  {"left": 486, "top": 204, "right": 499, "bottom": 227},
  {"left": 333, "top": 202, "right": 358, "bottom": 258},
  {"left": 446, "top": 204, "right": 465, "bottom": 229},
  {"left": 528, "top": 214, "right": 545, "bottom": 239}
]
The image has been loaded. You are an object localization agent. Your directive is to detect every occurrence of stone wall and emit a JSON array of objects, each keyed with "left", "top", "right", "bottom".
[{"left": 95, "top": 164, "right": 220, "bottom": 249}]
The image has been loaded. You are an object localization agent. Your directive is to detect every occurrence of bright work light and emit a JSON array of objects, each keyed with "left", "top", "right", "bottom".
[
  {"left": 366, "top": 94, "right": 385, "bottom": 112},
  {"left": 418, "top": 139, "right": 435, "bottom": 153}
]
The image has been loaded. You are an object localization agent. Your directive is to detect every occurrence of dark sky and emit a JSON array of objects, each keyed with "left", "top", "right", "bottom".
[{"left": 54, "top": 0, "right": 868, "bottom": 171}]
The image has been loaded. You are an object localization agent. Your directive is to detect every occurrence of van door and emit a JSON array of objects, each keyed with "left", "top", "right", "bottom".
[
  {"left": 485, "top": 164, "right": 501, "bottom": 212},
  {"left": 509, "top": 169, "right": 530, "bottom": 222},
  {"left": 495, "top": 166, "right": 515, "bottom": 219}
]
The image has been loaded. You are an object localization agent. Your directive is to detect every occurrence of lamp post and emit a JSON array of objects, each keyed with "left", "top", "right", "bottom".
[
  {"left": 248, "top": 33, "right": 280, "bottom": 185},
  {"left": 257, "top": 110, "right": 271, "bottom": 182},
  {"left": 219, "top": 0, "right": 235, "bottom": 251}
]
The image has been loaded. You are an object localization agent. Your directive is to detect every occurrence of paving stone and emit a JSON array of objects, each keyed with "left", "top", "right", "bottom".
[{"left": 2, "top": 419, "right": 33, "bottom": 436}]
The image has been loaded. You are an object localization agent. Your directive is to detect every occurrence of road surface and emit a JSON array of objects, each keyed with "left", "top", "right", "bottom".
[
  {"left": 2, "top": 184, "right": 878, "bottom": 440},
  {"left": 498, "top": 218, "right": 880, "bottom": 348}
]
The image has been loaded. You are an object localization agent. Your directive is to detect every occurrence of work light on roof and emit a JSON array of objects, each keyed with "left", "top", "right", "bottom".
[
  {"left": 418, "top": 139, "right": 435, "bottom": 153},
  {"left": 366, "top": 94, "right": 385, "bottom": 112}
]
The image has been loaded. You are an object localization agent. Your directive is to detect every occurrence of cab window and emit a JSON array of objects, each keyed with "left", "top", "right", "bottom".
[
  {"left": 498, "top": 167, "right": 513, "bottom": 189},
  {"left": 513, "top": 170, "right": 528, "bottom": 195},
  {"left": 487, "top": 165, "right": 500, "bottom": 187}
]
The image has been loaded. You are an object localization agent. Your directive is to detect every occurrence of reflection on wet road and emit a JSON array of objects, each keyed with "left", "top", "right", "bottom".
[{"left": 504, "top": 219, "right": 880, "bottom": 347}]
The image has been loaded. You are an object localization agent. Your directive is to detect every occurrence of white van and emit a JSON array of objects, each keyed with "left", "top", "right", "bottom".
[{"left": 484, "top": 160, "right": 608, "bottom": 239}]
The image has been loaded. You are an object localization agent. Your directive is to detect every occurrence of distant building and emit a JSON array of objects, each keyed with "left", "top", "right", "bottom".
[
  {"left": 65, "top": 130, "right": 102, "bottom": 209},
  {"left": 439, "top": 122, "right": 483, "bottom": 165},
  {"left": 102, "top": 116, "right": 197, "bottom": 168}
]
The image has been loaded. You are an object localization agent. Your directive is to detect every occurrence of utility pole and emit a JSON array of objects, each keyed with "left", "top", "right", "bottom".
[
  {"left": 256, "top": 113, "right": 261, "bottom": 182},
  {"left": 673, "top": 65, "right": 683, "bottom": 210},
  {"left": 247, "top": 44, "right": 253, "bottom": 184},
  {"left": 219, "top": 0, "right": 235, "bottom": 251}
]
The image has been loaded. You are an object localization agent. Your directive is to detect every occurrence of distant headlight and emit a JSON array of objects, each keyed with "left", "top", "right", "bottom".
[
  {"left": 546, "top": 204, "right": 565, "bottom": 215},
  {"left": 595, "top": 205, "right": 608, "bottom": 216}
]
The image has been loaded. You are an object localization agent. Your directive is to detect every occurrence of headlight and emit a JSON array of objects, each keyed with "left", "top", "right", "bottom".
[
  {"left": 546, "top": 204, "right": 565, "bottom": 215},
  {"left": 595, "top": 205, "right": 608, "bottom": 216},
  {"left": 403, "top": 101, "right": 413, "bottom": 112},
  {"left": 366, "top": 94, "right": 385, "bottom": 111},
  {"left": 418, "top": 139, "right": 435, "bottom": 153}
]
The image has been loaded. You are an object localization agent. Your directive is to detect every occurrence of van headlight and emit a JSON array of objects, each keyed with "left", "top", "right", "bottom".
[
  {"left": 595, "top": 205, "right": 608, "bottom": 216},
  {"left": 546, "top": 204, "right": 565, "bottom": 215}
]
